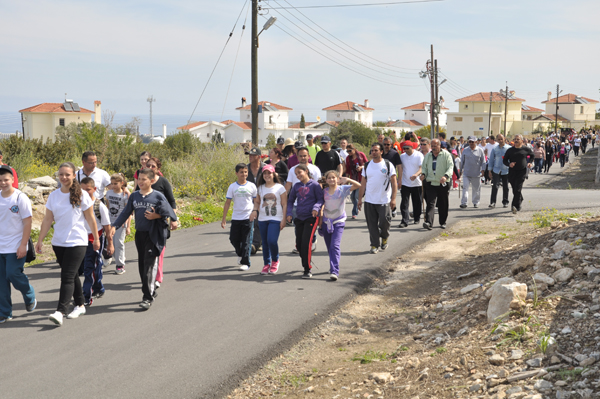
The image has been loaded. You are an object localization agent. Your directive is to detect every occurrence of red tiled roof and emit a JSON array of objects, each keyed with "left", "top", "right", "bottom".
[
  {"left": 220, "top": 119, "right": 236, "bottom": 125},
  {"left": 387, "top": 120, "right": 423, "bottom": 127},
  {"left": 177, "top": 121, "right": 207, "bottom": 130},
  {"left": 289, "top": 122, "right": 317, "bottom": 129},
  {"left": 542, "top": 93, "right": 598, "bottom": 104},
  {"left": 236, "top": 101, "right": 293, "bottom": 111},
  {"left": 225, "top": 121, "right": 252, "bottom": 130},
  {"left": 401, "top": 101, "right": 448, "bottom": 110},
  {"left": 322, "top": 101, "right": 374, "bottom": 111},
  {"left": 19, "top": 103, "right": 95, "bottom": 113},
  {"left": 521, "top": 105, "right": 544, "bottom": 113},
  {"left": 534, "top": 114, "right": 569, "bottom": 122},
  {"left": 455, "top": 92, "right": 525, "bottom": 103}
]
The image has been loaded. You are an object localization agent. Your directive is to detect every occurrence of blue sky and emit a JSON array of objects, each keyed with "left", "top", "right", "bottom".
[{"left": 1, "top": 0, "right": 599, "bottom": 134}]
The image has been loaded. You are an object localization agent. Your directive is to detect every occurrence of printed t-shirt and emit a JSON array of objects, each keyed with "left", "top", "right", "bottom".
[
  {"left": 323, "top": 185, "right": 352, "bottom": 220},
  {"left": 0, "top": 189, "right": 32, "bottom": 253},
  {"left": 106, "top": 190, "right": 129, "bottom": 224},
  {"left": 287, "top": 163, "right": 322, "bottom": 187},
  {"left": 257, "top": 183, "right": 286, "bottom": 222},
  {"left": 361, "top": 159, "right": 397, "bottom": 205},
  {"left": 226, "top": 181, "right": 257, "bottom": 221},
  {"left": 83, "top": 200, "right": 111, "bottom": 239},
  {"left": 399, "top": 151, "right": 424, "bottom": 187},
  {"left": 45, "top": 189, "right": 93, "bottom": 247}
]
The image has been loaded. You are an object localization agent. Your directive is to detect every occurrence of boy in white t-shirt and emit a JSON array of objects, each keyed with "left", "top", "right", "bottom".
[
  {"left": 80, "top": 177, "right": 113, "bottom": 306},
  {"left": 0, "top": 165, "right": 36, "bottom": 323},
  {"left": 221, "top": 164, "right": 257, "bottom": 271}
]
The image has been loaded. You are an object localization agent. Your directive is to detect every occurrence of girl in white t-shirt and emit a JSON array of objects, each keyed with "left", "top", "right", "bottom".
[
  {"left": 318, "top": 171, "right": 360, "bottom": 281},
  {"left": 36, "top": 162, "right": 100, "bottom": 326},
  {"left": 250, "top": 164, "right": 287, "bottom": 275},
  {"left": 0, "top": 165, "right": 36, "bottom": 323}
]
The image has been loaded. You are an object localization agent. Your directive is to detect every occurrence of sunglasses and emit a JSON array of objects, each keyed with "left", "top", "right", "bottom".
[
  {"left": 384, "top": 143, "right": 391, "bottom": 146},
  {"left": 468, "top": 141, "right": 475, "bottom": 143}
]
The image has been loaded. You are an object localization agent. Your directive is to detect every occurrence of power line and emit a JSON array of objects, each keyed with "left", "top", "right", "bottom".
[
  {"left": 265, "top": 0, "right": 444, "bottom": 9},
  {"left": 265, "top": 16, "right": 421, "bottom": 87},
  {"left": 267, "top": 0, "right": 418, "bottom": 80},
  {"left": 272, "top": 0, "right": 420, "bottom": 73}
]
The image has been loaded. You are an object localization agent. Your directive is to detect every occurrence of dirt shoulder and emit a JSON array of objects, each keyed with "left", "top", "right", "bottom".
[
  {"left": 229, "top": 209, "right": 600, "bottom": 399},
  {"left": 540, "top": 147, "right": 600, "bottom": 190}
]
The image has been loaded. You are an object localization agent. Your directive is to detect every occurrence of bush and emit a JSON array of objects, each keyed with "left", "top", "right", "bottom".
[{"left": 328, "top": 120, "right": 378, "bottom": 147}]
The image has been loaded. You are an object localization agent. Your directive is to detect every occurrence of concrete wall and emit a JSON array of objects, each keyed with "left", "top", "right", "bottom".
[
  {"left": 325, "top": 110, "right": 373, "bottom": 127},
  {"left": 239, "top": 109, "right": 290, "bottom": 130},
  {"left": 23, "top": 112, "right": 93, "bottom": 141}
]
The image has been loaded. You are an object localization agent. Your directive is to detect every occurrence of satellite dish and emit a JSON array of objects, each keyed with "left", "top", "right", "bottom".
[{"left": 316, "top": 116, "right": 321, "bottom": 122}]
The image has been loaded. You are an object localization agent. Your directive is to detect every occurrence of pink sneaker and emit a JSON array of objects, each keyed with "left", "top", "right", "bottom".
[
  {"left": 261, "top": 264, "right": 270, "bottom": 275},
  {"left": 269, "top": 260, "right": 280, "bottom": 274}
]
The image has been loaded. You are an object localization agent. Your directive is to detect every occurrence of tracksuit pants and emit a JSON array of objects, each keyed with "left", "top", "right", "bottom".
[
  {"left": 322, "top": 222, "right": 345, "bottom": 276},
  {"left": 156, "top": 247, "right": 166, "bottom": 284},
  {"left": 53, "top": 246, "right": 87, "bottom": 315},
  {"left": 0, "top": 253, "right": 36, "bottom": 319},
  {"left": 258, "top": 220, "right": 281, "bottom": 265},
  {"left": 294, "top": 217, "right": 317, "bottom": 272},
  {"left": 424, "top": 182, "right": 450, "bottom": 226},
  {"left": 574, "top": 146, "right": 579, "bottom": 156},
  {"left": 135, "top": 231, "right": 158, "bottom": 302},
  {"left": 364, "top": 202, "right": 391, "bottom": 249},
  {"left": 490, "top": 172, "right": 509, "bottom": 206},
  {"left": 400, "top": 185, "right": 422, "bottom": 224},
  {"left": 82, "top": 238, "right": 105, "bottom": 303},
  {"left": 113, "top": 225, "right": 127, "bottom": 267},
  {"left": 508, "top": 168, "right": 527, "bottom": 211},
  {"left": 461, "top": 175, "right": 481, "bottom": 206},
  {"left": 229, "top": 219, "right": 251, "bottom": 266}
]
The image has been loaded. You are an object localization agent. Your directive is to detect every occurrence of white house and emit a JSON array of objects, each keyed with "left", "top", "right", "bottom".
[
  {"left": 386, "top": 119, "right": 423, "bottom": 135},
  {"left": 322, "top": 100, "right": 374, "bottom": 127},
  {"left": 400, "top": 101, "right": 448, "bottom": 127},
  {"left": 176, "top": 120, "right": 227, "bottom": 142},
  {"left": 236, "top": 99, "right": 292, "bottom": 130},
  {"left": 541, "top": 93, "right": 598, "bottom": 127},
  {"left": 20, "top": 100, "right": 101, "bottom": 141}
]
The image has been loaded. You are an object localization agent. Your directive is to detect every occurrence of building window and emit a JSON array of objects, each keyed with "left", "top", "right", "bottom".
[
  {"left": 581, "top": 106, "right": 584, "bottom": 114},
  {"left": 59, "top": 118, "right": 65, "bottom": 126},
  {"left": 207, "top": 133, "right": 210, "bottom": 137},
  {"left": 269, "top": 115, "right": 273, "bottom": 124},
  {"left": 464, "top": 104, "right": 468, "bottom": 109},
  {"left": 454, "top": 117, "right": 463, "bottom": 122},
  {"left": 474, "top": 117, "right": 483, "bottom": 122}
]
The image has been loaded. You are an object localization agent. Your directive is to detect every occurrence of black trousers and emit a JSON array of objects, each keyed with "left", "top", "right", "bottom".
[
  {"left": 424, "top": 182, "right": 450, "bottom": 226},
  {"left": 508, "top": 168, "right": 527, "bottom": 211},
  {"left": 53, "top": 245, "right": 87, "bottom": 314},
  {"left": 229, "top": 219, "right": 251, "bottom": 266},
  {"left": 544, "top": 155, "right": 553, "bottom": 173},
  {"left": 490, "top": 172, "right": 509, "bottom": 206},
  {"left": 135, "top": 231, "right": 159, "bottom": 302},
  {"left": 574, "top": 146, "right": 580, "bottom": 156},
  {"left": 400, "top": 185, "right": 422, "bottom": 224},
  {"left": 294, "top": 217, "right": 317, "bottom": 272}
]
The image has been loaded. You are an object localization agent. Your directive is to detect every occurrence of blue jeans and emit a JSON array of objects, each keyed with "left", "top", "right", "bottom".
[
  {"left": 258, "top": 220, "right": 281, "bottom": 265},
  {"left": 82, "top": 239, "right": 105, "bottom": 303},
  {"left": 534, "top": 158, "right": 543, "bottom": 173},
  {"left": 0, "top": 253, "right": 35, "bottom": 318},
  {"left": 350, "top": 189, "right": 359, "bottom": 217}
]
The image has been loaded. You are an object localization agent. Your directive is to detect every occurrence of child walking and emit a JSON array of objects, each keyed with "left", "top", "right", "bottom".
[
  {"left": 250, "top": 164, "right": 287, "bottom": 275},
  {"left": 106, "top": 173, "right": 131, "bottom": 275},
  {"left": 0, "top": 165, "right": 37, "bottom": 323},
  {"left": 222, "top": 163, "right": 257, "bottom": 271},
  {"left": 286, "top": 164, "right": 324, "bottom": 279},
  {"left": 79, "top": 177, "right": 113, "bottom": 306},
  {"left": 110, "top": 168, "right": 177, "bottom": 310},
  {"left": 319, "top": 171, "right": 360, "bottom": 281}
]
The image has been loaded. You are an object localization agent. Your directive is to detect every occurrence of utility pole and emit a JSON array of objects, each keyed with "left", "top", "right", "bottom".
[
  {"left": 488, "top": 91, "right": 493, "bottom": 137},
  {"left": 251, "top": 0, "right": 259, "bottom": 146},
  {"left": 147, "top": 95, "right": 156, "bottom": 136},
  {"left": 555, "top": 84, "right": 560, "bottom": 135},
  {"left": 503, "top": 82, "right": 508, "bottom": 136},
  {"left": 434, "top": 59, "right": 439, "bottom": 134},
  {"left": 429, "top": 45, "right": 435, "bottom": 139}
]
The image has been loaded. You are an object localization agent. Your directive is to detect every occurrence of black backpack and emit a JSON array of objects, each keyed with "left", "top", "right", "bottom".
[{"left": 363, "top": 159, "right": 393, "bottom": 191}]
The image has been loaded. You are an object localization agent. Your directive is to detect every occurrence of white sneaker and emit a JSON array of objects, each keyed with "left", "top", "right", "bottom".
[
  {"left": 239, "top": 265, "right": 250, "bottom": 271},
  {"left": 155, "top": 281, "right": 161, "bottom": 289},
  {"left": 49, "top": 311, "right": 63, "bottom": 326},
  {"left": 67, "top": 305, "right": 86, "bottom": 319}
]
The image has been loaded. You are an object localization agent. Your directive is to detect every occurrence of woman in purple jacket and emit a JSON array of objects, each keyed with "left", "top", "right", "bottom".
[{"left": 286, "top": 164, "right": 324, "bottom": 279}]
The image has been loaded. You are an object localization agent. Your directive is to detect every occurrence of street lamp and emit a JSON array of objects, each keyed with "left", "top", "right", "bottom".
[{"left": 251, "top": 6, "right": 277, "bottom": 146}]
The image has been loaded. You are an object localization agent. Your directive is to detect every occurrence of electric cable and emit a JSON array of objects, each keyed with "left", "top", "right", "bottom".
[{"left": 266, "top": 0, "right": 444, "bottom": 9}]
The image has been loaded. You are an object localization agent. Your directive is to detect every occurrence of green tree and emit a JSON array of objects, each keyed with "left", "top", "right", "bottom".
[
  {"left": 328, "top": 120, "right": 377, "bottom": 147},
  {"left": 595, "top": 111, "right": 600, "bottom": 120},
  {"left": 300, "top": 114, "right": 306, "bottom": 128},
  {"left": 373, "top": 121, "right": 387, "bottom": 127},
  {"left": 212, "top": 130, "right": 224, "bottom": 144},
  {"left": 265, "top": 133, "right": 277, "bottom": 149}
]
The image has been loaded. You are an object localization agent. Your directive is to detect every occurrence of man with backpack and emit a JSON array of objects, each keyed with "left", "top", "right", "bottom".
[{"left": 357, "top": 143, "right": 397, "bottom": 254}]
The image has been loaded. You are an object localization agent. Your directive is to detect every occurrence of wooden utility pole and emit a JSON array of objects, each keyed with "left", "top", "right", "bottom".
[
  {"left": 503, "top": 82, "right": 508, "bottom": 136},
  {"left": 251, "top": 0, "right": 259, "bottom": 146},
  {"left": 434, "top": 59, "right": 439, "bottom": 134},
  {"left": 554, "top": 84, "right": 560, "bottom": 135},
  {"left": 430, "top": 45, "right": 435, "bottom": 139},
  {"left": 488, "top": 91, "right": 493, "bottom": 137}
]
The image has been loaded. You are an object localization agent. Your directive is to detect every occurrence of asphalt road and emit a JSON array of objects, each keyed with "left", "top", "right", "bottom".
[{"left": 2, "top": 160, "right": 600, "bottom": 399}]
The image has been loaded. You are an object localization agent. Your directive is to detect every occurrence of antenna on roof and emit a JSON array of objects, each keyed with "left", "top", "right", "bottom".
[{"left": 65, "top": 93, "right": 67, "bottom": 101}]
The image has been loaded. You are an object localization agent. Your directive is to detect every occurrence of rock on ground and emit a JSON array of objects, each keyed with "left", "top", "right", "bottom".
[{"left": 487, "top": 282, "right": 527, "bottom": 323}]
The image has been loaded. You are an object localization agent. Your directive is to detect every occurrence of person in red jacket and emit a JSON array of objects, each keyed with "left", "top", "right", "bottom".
[
  {"left": 344, "top": 144, "right": 368, "bottom": 219},
  {"left": 0, "top": 150, "right": 18, "bottom": 188}
]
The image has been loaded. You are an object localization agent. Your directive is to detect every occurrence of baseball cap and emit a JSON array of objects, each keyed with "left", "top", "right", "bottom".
[
  {"left": 294, "top": 141, "right": 303, "bottom": 149},
  {"left": 276, "top": 137, "right": 285, "bottom": 145},
  {"left": 248, "top": 147, "right": 261, "bottom": 156},
  {"left": 262, "top": 164, "right": 275, "bottom": 174},
  {"left": 320, "top": 135, "right": 331, "bottom": 143},
  {"left": 468, "top": 136, "right": 477, "bottom": 142},
  {"left": 0, "top": 165, "right": 13, "bottom": 175},
  {"left": 306, "top": 134, "right": 314, "bottom": 140}
]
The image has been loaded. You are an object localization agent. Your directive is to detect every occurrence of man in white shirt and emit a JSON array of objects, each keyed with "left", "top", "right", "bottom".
[
  {"left": 77, "top": 151, "right": 111, "bottom": 200},
  {"left": 358, "top": 143, "right": 397, "bottom": 254},
  {"left": 339, "top": 139, "right": 349, "bottom": 162},
  {"left": 484, "top": 136, "right": 498, "bottom": 185},
  {"left": 398, "top": 143, "right": 424, "bottom": 228}
]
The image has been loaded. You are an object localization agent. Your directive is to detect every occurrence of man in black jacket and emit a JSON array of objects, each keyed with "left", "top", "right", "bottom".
[{"left": 503, "top": 135, "right": 533, "bottom": 214}]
